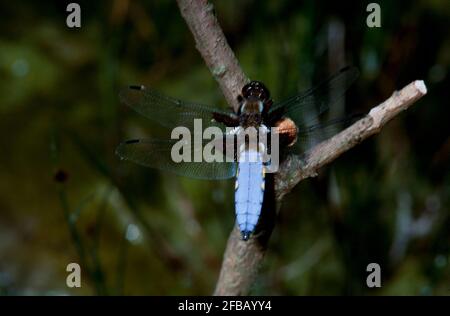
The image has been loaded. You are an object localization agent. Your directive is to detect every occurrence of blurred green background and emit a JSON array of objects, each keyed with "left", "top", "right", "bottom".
[{"left": 0, "top": 0, "right": 448, "bottom": 295}]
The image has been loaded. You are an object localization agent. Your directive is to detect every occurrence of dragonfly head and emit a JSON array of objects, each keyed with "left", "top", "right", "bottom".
[
  {"left": 242, "top": 81, "right": 270, "bottom": 102},
  {"left": 238, "top": 81, "right": 273, "bottom": 125}
]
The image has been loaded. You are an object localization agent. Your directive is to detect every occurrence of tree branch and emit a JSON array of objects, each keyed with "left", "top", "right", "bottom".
[
  {"left": 176, "top": 0, "right": 428, "bottom": 296},
  {"left": 176, "top": 0, "right": 248, "bottom": 112}
]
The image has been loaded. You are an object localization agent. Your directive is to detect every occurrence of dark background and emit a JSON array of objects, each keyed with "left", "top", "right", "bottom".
[{"left": 0, "top": 0, "right": 448, "bottom": 295}]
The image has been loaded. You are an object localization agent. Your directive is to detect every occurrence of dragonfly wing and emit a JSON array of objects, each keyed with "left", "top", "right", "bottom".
[
  {"left": 271, "top": 113, "right": 364, "bottom": 153},
  {"left": 120, "top": 85, "right": 238, "bottom": 131},
  {"left": 115, "top": 138, "right": 237, "bottom": 180},
  {"left": 268, "top": 66, "right": 359, "bottom": 126}
]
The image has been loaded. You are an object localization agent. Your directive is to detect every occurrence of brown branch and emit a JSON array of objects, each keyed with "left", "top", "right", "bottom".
[
  {"left": 176, "top": 0, "right": 248, "bottom": 112},
  {"left": 176, "top": 0, "right": 428, "bottom": 296}
]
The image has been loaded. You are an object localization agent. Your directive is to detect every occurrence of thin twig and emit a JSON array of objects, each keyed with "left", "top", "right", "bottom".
[{"left": 176, "top": 0, "right": 428, "bottom": 295}]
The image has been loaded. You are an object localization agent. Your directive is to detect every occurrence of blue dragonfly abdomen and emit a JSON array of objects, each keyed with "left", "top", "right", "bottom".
[{"left": 234, "top": 149, "right": 265, "bottom": 240}]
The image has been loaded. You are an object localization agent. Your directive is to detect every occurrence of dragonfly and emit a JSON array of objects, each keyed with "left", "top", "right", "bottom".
[{"left": 116, "top": 66, "right": 360, "bottom": 241}]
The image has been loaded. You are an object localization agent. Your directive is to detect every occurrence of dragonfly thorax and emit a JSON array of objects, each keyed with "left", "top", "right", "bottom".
[{"left": 239, "top": 99, "right": 264, "bottom": 127}]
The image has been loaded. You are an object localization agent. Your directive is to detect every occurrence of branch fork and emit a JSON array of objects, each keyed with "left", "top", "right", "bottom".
[{"left": 175, "top": 0, "right": 428, "bottom": 295}]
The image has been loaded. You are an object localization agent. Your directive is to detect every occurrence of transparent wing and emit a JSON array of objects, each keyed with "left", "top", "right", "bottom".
[
  {"left": 295, "top": 114, "right": 363, "bottom": 151},
  {"left": 268, "top": 66, "right": 359, "bottom": 126},
  {"left": 275, "top": 114, "right": 364, "bottom": 153},
  {"left": 115, "top": 138, "right": 237, "bottom": 180},
  {"left": 120, "top": 85, "right": 238, "bottom": 131}
]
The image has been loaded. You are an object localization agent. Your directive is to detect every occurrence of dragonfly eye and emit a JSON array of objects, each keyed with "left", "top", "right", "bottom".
[{"left": 242, "top": 81, "right": 270, "bottom": 102}]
